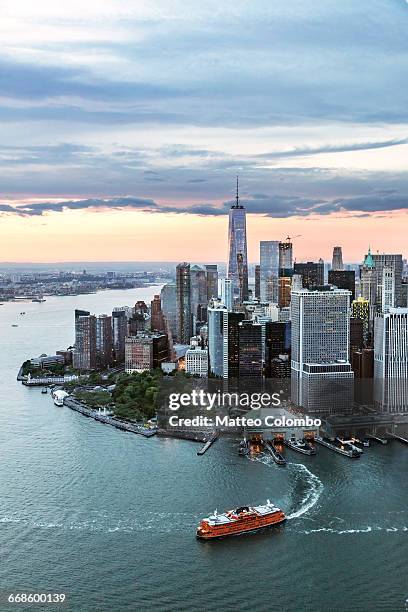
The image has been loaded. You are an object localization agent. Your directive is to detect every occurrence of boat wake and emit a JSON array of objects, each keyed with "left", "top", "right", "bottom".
[
  {"left": 248, "top": 453, "right": 324, "bottom": 521},
  {"left": 286, "top": 462, "right": 324, "bottom": 520}
]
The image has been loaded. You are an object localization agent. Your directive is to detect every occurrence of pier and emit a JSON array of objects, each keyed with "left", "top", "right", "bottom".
[
  {"left": 367, "top": 434, "right": 388, "bottom": 445},
  {"left": 264, "top": 441, "right": 287, "bottom": 465},
  {"left": 197, "top": 431, "right": 219, "bottom": 456},
  {"left": 386, "top": 432, "right": 408, "bottom": 445}
]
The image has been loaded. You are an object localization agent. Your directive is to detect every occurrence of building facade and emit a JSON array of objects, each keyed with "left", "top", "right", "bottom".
[
  {"left": 176, "top": 262, "right": 192, "bottom": 344},
  {"left": 228, "top": 179, "right": 248, "bottom": 302},
  {"left": 260, "top": 240, "right": 280, "bottom": 303},
  {"left": 291, "top": 287, "right": 353, "bottom": 411},
  {"left": 374, "top": 308, "right": 408, "bottom": 411}
]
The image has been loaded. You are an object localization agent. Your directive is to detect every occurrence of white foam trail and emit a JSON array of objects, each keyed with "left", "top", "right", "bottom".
[
  {"left": 248, "top": 453, "right": 324, "bottom": 520},
  {"left": 298, "top": 525, "right": 407, "bottom": 535},
  {"left": 286, "top": 462, "right": 324, "bottom": 520}
]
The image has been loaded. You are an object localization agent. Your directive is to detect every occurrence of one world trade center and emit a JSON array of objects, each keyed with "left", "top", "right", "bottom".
[{"left": 227, "top": 177, "right": 248, "bottom": 303}]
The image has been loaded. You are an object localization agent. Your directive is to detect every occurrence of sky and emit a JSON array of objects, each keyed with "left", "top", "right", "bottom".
[{"left": 0, "top": 0, "right": 407, "bottom": 263}]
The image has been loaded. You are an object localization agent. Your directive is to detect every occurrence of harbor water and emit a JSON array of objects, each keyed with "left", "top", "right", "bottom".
[{"left": 0, "top": 288, "right": 407, "bottom": 611}]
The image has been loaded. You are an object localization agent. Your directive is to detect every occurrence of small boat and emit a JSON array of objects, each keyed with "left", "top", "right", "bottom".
[
  {"left": 11, "top": 324, "right": 18, "bottom": 327},
  {"left": 238, "top": 438, "right": 250, "bottom": 456},
  {"left": 285, "top": 437, "right": 316, "bottom": 456},
  {"left": 337, "top": 438, "right": 363, "bottom": 454},
  {"left": 315, "top": 436, "right": 361, "bottom": 458},
  {"left": 197, "top": 499, "right": 286, "bottom": 540},
  {"left": 32, "top": 297, "right": 46, "bottom": 303},
  {"left": 41, "top": 387, "right": 48, "bottom": 394}
]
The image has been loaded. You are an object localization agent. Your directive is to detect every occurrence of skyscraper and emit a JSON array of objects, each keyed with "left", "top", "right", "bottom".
[
  {"left": 260, "top": 240, "right": 280, "bottom": 302},
  {"left": 208, "top": 300, "right": 227, "bottom": 377},
  {"left": 293, "top": 261, "right": 324, "bottom": 289},
  {"left": 374, "top": 308, "right": 408, "bottom": 411},
  {"left": 332, "top": 246, "right": 344, "bottom": 270},
  {"left": 254, "top": 264, "right": 261, "bottom": 300},
  {"left": 222, "top": 311, "right": 245, "bottom": 378},
  {"left": 352, "top": 297, "right": 370, "bottom": 344},
  {"left": 227, "top": 177, "right": 248, "bottom": 302},
  {"left": 372, "top": 252, "right": 403, "bottom": 309},
  {"left": 161, "top": 282, "right": 177, "bottom": 338},
  {"left": 73, "top": 310, "right": 97, "bottom": 371},
  {"left": 96, "top": 314, "right": 113, "bottom": 368},
  {"left": 279, "top": 241, "right": 293, "bottom": 276},
  {"left": 205, "top": 264, "right": 218, "bottom": 301},
  {"left": 291, "top": 286, "right": 353, "bottom": 411},
  {"left": 112, "top": 309, "right": 128, "bottom": 363},
  {"left": 328, "top": 269, "right": 356, "bottom": 300},
  {"left": 125, "top": 333, "right": 169, "bottom": 373},
  {"left": 381, "top": 266, "right": 396, "bottom": 313},
  {"left": 238, "top": 321, "right": 263, "bottom": 378},
  {"left": 220, "top": 278, "right": 233, "bottom": 311},
  {"left": 150, "top": 295, "right": 166, "bottom": 332},
  {"left": 190, "top": 264, "right": 207, "bottom": 323},
  {"left": 176, "top": 262, "right": 192, "bottom": 344}
]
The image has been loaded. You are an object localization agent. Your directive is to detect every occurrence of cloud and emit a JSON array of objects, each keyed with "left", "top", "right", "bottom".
[
  {"left": 2, "top": 189, "right": 406, "bottom": 219},
  {"left": 254, "top": 137, "right": 408, "bottom": 160},
  {"left": 2, "top": 196, "right": 158, "bottom": 217}
]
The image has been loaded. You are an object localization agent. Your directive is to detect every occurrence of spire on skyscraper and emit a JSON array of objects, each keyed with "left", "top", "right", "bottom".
[{"left": 232, "top": 174, "right": 243, "bottom": 209}]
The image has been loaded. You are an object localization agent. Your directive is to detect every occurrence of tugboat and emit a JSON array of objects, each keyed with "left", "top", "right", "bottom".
[
  {"left": 196, "top": 499, "right": 286, "bottom": 539},
  {"left": 238, "top": 438, "right": 250, "bottom": 456},
  {"left": 285, "top": 436, "right": 316, "bottom": 456}
]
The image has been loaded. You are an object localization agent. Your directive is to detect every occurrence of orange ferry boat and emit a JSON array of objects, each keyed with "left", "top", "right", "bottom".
[{"left": 196, "top": 500, "right": 286, "bottom": 540}]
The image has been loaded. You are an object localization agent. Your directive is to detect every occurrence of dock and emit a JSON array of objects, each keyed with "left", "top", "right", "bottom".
[
  {"left": 367, "top": 434, "right": 388, "bottom": 445},
  {"left": 197, "top": 431, "right": 219, "bottom": 456},
  {"left": 315, "top": 436, "right": 360, "bottom": 458},
  {"left": 386, "top": 432, "right": 408, "bottom": 445}
]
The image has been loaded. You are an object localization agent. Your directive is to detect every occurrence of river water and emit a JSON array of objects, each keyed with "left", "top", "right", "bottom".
[{"left": 0, "top": 288, "right": 407, "bottom": 611}]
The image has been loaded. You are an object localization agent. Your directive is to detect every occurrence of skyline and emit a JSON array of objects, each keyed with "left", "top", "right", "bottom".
[{"left": 1, "top": 0, "right": 408, "bottom": 261}]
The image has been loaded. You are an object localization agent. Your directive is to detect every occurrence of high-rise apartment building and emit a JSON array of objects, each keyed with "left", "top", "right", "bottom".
[
  {"left": 95, "top": 314, "right": 113, "bottom": 368},
  {"left": 112, "top": 309, "right": 128, "bottom": 363},
  {"left": 161, "top": 282, "right": 177, "bottom": 338},
  {"left": 176, "top": 262, "right": 192, "bottom": 344},
  {"left": 190, "top": 265, "right": 207, "bottom": 321},
  {"left": 125, "top": 333, "right": 169, "bottom": 373},
  {"left": 73, "top": 310, "right": 97, "bottom": 370}
]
